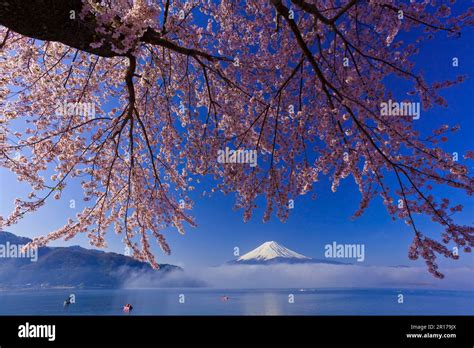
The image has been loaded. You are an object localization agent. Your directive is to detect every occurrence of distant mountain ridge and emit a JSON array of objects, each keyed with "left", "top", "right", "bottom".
[
  {"left": 228, "top": 241, "right": 348, "bottom": 265},
  {"left": 0, "top": 231, "right": 180, "bottom": 289}
]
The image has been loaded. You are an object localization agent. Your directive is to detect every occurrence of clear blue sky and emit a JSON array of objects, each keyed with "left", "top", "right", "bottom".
[{"left": 1, "top": 8, "right": 473, "bottom": 271}]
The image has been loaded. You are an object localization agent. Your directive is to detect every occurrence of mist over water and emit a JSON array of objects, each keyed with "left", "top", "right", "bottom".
[{"left": 121, "top": 263, "right": 474, "bottom": 290}]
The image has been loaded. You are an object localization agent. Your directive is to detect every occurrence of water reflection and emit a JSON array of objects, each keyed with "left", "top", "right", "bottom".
[{"left": 242, "top": 292, "right": 282, "bottom": 315}]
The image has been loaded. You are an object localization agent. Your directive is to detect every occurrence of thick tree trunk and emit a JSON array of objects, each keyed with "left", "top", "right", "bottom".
[
  {"left": 0, "top": 0, "right": 123, "bottom": 57},
  {"left": 0, "top": 0, "right": 222, "bottom": 61}
]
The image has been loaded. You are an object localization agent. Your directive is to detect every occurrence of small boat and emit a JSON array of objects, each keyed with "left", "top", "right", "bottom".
[
  {"left": 63, "top": 295, "right": 74, "bottom": 307},
  {"left": 123, "top": 303, "right": 133, "bottom": 313}
]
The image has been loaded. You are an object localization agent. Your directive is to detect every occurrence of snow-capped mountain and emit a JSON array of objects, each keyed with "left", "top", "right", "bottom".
[
  {"left": 229, "top": 241, "right": 347, "bottom": 265},
  {"left": 237, "top": 241, "right": 310, "bottom": 262}
]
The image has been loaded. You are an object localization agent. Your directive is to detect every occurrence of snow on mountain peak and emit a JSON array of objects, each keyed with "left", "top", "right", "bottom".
[{"left": 236, "top": 241, "right": 310, "bottom": 261}]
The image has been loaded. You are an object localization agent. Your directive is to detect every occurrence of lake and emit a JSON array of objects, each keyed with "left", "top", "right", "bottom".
[{"left": 0, "top": 288, "right": 472, "bottom": 315}]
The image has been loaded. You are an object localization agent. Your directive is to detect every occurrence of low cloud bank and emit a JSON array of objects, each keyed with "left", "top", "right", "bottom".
[{"left": 121, "top": 263, "right": 474, "bottom": 290}]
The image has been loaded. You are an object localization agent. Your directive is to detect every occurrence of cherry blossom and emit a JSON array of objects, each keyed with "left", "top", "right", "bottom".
[{"left": 0, "top": 0, "right": 472, "bottom": 276}]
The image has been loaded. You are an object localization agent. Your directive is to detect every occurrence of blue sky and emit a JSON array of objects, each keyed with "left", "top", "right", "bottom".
[{"left": 1, "top": 7, "right": 473, "bottom": 274}]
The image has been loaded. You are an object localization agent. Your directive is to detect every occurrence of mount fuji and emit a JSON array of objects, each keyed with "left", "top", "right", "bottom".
[{"left": 229, "top": 241, "right": 347, "bottom": 265}]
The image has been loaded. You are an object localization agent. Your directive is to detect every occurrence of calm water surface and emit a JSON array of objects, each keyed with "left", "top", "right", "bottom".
[{"left": 0, "top": 288, "right": 472, "bottom": 315}]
